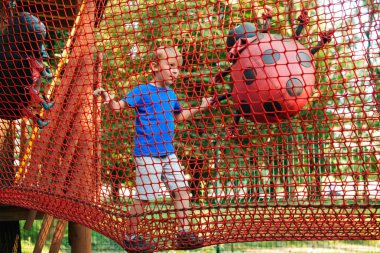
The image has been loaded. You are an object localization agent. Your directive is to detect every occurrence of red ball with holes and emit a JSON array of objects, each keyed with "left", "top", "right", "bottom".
[{"left": 230, "top": 31, "right": 315, "bottom": 123}]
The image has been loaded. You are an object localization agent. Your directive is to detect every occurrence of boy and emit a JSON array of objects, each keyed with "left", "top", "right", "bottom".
[{"left": 94, "top": 46, "right": 213, "bottom": 252}]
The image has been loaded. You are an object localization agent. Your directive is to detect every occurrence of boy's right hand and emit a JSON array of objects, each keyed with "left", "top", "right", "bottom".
[
  {"left": 93, "top": 87, "right": 105, "bottom": 97},
  {"left": 201, "top": 97, "right": 216, "bottom": 109}
]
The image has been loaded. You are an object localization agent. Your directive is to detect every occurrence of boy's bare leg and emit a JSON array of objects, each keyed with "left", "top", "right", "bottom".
[
  {"left": 173, "top": 187, "right": 190, "bottom": 230},
  {"left": 129, "top": 198, "right": 148, "bottom": 234},
  {"left": 173, "top": 187, "right": 204, "bottom": 249},
  {"left": 124, "top": 198, "right": 156, "bottom": 252}
]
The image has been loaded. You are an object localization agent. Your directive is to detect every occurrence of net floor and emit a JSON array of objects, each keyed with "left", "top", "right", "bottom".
[{"left": 20, "top": 220, "right": 380, "bottom": 253}]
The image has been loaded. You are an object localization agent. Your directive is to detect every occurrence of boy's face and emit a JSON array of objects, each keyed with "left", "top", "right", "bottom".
[{"left": 152, "top": 53, "right": 181, "bottom": 86}]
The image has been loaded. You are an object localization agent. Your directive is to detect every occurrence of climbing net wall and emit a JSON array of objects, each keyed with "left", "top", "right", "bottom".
[{"left": 0, "top": 0, "right": 379, "bottom": 251}]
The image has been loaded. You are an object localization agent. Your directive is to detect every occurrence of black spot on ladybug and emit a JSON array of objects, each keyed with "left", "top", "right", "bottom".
[
  {"left": 243, "top": 68, "right": 256, "bottom": 85},
  {"left": 286, "top": 78, "right": 304, "bottom": 97},
  {"left": 263, "top": 101, "right": 282, "bottom": 117},
  {"left": 296, "top": 52, "right": 312, "bottom": 68},
  {"left": 262, "top": 49, "right": 280, "bottom": 64},
  {"left": 226, "top": 22, "right": 257, "bottom": 49},
  {"left": 240, "top": 100, "right": 252, "bottom": 115}
]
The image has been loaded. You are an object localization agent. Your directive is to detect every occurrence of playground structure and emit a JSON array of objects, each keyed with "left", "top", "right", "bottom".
[{"left": 0, "top": 0, "right": 379, "bottom": 252}]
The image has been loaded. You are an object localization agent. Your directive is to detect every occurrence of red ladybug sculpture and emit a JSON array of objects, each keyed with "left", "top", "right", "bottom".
[
  {"left": 0, "top": 11, "right": 53, "bottom": 129},
  {"left": 216, "top": 7, "right": 334, "bottom": 133}
]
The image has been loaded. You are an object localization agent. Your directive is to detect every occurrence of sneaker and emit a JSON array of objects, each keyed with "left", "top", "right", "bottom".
[
  {"left": 176, "top": 231, "right": 204, "bottom": 249},
  {"left": 123, "top": 236, "right": 156, "bottom": 253}
]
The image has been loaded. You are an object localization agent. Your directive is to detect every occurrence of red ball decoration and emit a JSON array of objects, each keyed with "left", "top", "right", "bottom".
[{"left": 230, "top": 33, "right": 315, "bottom": 123}]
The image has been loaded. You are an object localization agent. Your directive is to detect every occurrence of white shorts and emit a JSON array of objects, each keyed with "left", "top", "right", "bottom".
[{"left": 133, "top": 154, "right": 189, "bottom": 201}]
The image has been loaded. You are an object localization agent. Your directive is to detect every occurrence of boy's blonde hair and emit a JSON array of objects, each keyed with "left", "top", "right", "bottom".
[{"left": 151, "top": 46, "right": 183, "bottom": 66}]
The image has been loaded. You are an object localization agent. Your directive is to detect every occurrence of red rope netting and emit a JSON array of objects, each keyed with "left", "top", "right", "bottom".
[{"left": 0, "top": 0, "right": 379, "bottom": 252}]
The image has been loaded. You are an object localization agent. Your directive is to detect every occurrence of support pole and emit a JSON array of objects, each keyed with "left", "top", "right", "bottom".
[
  {"left": 94, "top": 52, "right": 103, "bottom": 203},
  {"left": 49, "top": 220, "right": 68, "bottom": 253},
  {"left": 68, "top": 222, "right": 91, "bottom": 253},
  {"left": 33, "top": 215, "right": 54, "bottom": 253},
  {"left": 23, "top": 210, "right": 37, "bottom": 230}
]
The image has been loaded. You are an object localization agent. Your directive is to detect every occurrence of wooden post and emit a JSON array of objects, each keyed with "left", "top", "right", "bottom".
[
  {"left": 94, "top": 52, "right": 103, "bottom": 203},
  {"left": 68, "top": 222, "right": 91, "bottom": 253},
  {"left": 33, "top": 215, "right": 54, "bottom": 253},
  {"left": 0, "top": 120, "right": 15, "bottom": 186},
  {"left": 49, "top": 105, "right": 84, "bottom": 194},
  {"left": 23, "top": 210, "right": 38, "bottom": 230},
  {"left": 49, "top": 220, "right": 68, "bottom": 253},
  {"left": 66, "top": 4, "right": 97, "bottom": 252},
  {"left": 12, "top": 234, "right": 20, "bottom": 253}
]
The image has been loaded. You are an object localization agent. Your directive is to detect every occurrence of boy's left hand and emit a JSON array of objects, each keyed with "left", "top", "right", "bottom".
[{"left": 93, "top": 87, "right": 105, "bottom": 97}]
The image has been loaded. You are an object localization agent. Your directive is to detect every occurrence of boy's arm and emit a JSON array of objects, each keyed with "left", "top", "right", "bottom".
[
  {"left": 93, "top": 88, "right": 129, "bottom": 111},
  {"left": 105, "top": 99, "right": 128, "bottom": 112},
  {"left": 175, "top": 97, "right": 214, "bottom": 122}
]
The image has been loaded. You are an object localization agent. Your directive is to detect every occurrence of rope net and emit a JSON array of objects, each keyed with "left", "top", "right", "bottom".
[{"left": 0, "top": 0, "right": 379, "bottom": 251}]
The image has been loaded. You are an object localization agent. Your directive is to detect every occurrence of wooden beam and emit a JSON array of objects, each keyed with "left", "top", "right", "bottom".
[{"left": 0, "top": 206, "right": 43, "bottom": 222}]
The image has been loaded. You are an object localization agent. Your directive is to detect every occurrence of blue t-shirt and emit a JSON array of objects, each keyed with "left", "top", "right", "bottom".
[{"left": 122, "top": 83, "right": 182, "bottom": 157}]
